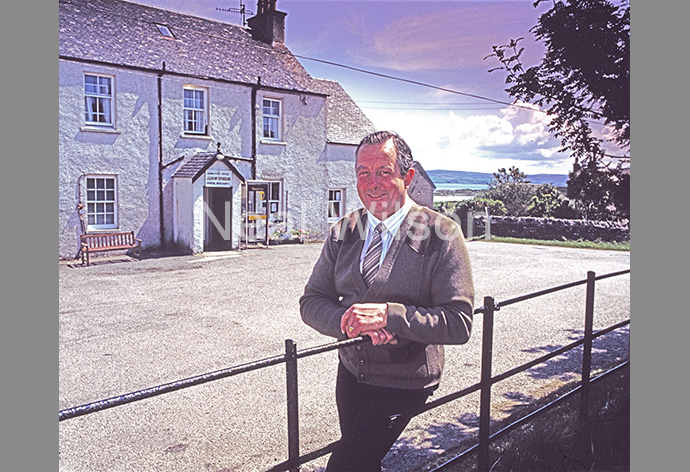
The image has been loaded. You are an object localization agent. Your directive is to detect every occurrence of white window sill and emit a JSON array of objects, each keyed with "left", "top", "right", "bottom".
[
  {"left": 85, "top": 227, "right": 119, "bottom": 232},
  {"left": 80, "top": 126, "right": 121, "bottom": 134},
  {"left": 260, "top": 139, "right": 286, "bottom": 146},
  {"left": 180, "top": 132, "right": 213, "bottom": 140}
]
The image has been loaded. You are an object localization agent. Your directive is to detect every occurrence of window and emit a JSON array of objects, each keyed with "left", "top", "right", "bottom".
[
  {"left": 268, "top": 181, "right": 282, "bottom": 222},
  {"left": 262, "top": 98, "right": 281, "bottom": 140},
  {"left": 84, "top": 73, "right": 113, "bottom": 126},
  {"left": 85, "top": 176, "right": 117, "bottom": 229},
  {"left": 183, "top": 86, "right": 207, "bottom": 134},
  {"left": 328, "top": 189, "right": 344, "bottom": 219},
  {"left": 156, "top": 23, "right": 175, "bottom": 39}
]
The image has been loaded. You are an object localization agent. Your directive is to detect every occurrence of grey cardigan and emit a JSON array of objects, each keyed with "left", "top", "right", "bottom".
[{"left": 300, "top": 203, "right": 474, "bottom": 390}]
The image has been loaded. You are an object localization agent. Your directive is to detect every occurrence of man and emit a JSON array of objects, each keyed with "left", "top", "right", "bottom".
[{"left": 300, "top": 130, "right": 474, "bottom": 471}]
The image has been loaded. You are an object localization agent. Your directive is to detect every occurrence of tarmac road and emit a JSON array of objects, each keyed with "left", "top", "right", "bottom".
[{"left": 59, "top": 240, "right": 630, "bottom": 472}]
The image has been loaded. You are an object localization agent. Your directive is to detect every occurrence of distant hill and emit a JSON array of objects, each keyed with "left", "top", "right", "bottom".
[{"left": 427, "top": 169, "right": 569, "bottom": 187}]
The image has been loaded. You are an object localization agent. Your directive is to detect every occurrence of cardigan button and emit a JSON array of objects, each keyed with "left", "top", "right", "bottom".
[
  {"left": 356, "top": 345, "right": 362, "bottom": 351},
  {"left": 358, "top": 359, "right": 365, "bottom": 366},
  {"left": 358, "top": 373, "right": 365, "bottom": 380}
]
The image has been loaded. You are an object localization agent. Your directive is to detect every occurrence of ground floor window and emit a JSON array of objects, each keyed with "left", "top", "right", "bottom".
[
  {"left": 268, "top": 181, "right": 282, "bottom": 223},
  {"left": 85, "top": 175, "right": 117, "bottom": 230},
  {"left": 328, "top": 189, "right": 344, "bottom": 220}
]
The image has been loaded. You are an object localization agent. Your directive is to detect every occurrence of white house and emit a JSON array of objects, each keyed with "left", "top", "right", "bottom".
[{"left": 58, "top": 0, "right": 433, "bottom": 259}]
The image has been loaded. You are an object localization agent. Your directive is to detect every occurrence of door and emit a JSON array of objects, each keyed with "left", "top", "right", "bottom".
[
  {"left": 243, "top": 182, "right": 269, "bottom": 244},
  {"left": 204, "top": 186, "right": 233, "bottom": 251}
]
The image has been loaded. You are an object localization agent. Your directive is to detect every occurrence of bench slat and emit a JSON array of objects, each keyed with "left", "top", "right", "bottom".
[{"left": 80, "top": 231, "right": 142, "bottom": 266}]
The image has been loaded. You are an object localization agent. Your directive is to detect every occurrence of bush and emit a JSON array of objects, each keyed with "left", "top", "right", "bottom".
[
  {"left": 525, "top": 183, "right": 580, "bottom": 219},
  {"left": 453, "top": 197, "right": 508, "bottom": 236},
  {"left": 480, "top": 182, "right": 537, "bottom": 216}
]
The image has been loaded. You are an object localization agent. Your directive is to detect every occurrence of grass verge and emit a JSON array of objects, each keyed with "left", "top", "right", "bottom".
[{"left": 470, "top": 236, "right": 630, "bottom": 251}]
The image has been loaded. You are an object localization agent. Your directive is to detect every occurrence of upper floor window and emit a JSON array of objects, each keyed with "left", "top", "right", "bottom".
[
  {"left": 262, "top": 98, "right": 281, "bottom": 140},
  {"left": 84, "top": 73, "right": 113, "bottom": 127},
  {"left": 85, "top": 175, "right": 118, "bottom": 230},
  {"left": 328, "top": 189, "right": 344, "bottom": 220},
  {"left": 183, "top": 86, "right": 207, "bottom": 134}
]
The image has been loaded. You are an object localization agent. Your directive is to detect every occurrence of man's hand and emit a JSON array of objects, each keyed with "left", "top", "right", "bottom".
[
  {"left": 341, "top": 303, "right": 394, "bottom": 343},
  {"left": 362, "top": 328, "right": 399, "bottom": 346}
]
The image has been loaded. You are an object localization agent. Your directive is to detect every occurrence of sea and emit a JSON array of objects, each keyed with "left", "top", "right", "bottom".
[{"left": 434, "top": 183, "right": 488, "bottom": 191}]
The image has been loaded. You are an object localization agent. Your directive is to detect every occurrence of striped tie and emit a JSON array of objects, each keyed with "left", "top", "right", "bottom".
[{"left": 361, "top": 223, "right": 385, "bottom": 287}]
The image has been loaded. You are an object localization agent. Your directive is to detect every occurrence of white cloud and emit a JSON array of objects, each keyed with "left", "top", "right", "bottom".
[{"left": 366, "top": 102, "right": 573, "bottom": 175}]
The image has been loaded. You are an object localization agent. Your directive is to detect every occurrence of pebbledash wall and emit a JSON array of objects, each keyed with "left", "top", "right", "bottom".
[
  {"left": 58, "top": 60, "right": 352, "bottom": 258},
  {"left": 59, "top": 60, "right": 162, "bottom": 259},
  {"left": 253, "top": 90, "right": 333, "bottom": 237},
  {"left": 474, "top": 216, "right": 630, "bottom": 242}
]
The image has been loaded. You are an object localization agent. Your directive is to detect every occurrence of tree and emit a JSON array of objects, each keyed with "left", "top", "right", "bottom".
[
  {"left": 486, "top": 0, "right": 630, "bottom": 164},
  {"left": 482, "top": 167, "right": 535, "bottom": 216},
  {"left": 567, "top": 160, "right": 629, "bottom": 221},
  {"left": 489, "top": 166, "right": 529, "bottom": 187}
]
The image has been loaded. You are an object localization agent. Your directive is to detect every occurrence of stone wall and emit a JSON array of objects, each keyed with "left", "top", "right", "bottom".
[{"left": 474, "top": 216, "right": 630, "bottom": 242}]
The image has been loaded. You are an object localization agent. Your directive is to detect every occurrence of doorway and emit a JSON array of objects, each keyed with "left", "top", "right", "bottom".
[{"left": 204, "top": 186, "right": 233, "bottom": 251}]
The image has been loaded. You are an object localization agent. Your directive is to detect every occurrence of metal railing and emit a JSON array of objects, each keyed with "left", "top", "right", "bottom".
[{"left": 59, "top": 269, "right": 630, "bottom": 472}]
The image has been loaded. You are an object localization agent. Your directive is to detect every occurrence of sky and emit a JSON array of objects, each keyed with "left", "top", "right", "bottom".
[{"left": 128, "top": 0, "right": 625, "bottom": 175}]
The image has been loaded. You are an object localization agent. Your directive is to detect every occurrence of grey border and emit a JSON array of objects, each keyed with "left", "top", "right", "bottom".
[{"left": 3, "top": 0, "right": 58, "bottom": 470}]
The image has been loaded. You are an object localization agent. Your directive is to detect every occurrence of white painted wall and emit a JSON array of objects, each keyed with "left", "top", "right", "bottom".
[
  {"left": 255, "top": 91, "right": 334, "bottom": 239},
  {"left": 324, "top": 142, "right": 364, "bottom": 217},
  {"left": 59, "top": 59, "right": 363, "bottom": 257},
  {"left": 59, "top": 60, "right": 255, "bottom": 258},
  {"left": 159, "top": 76, "right": 253, "bottom": 248},
  {"left": 59, "top": 60, "right": 160, "bottom": 259}
]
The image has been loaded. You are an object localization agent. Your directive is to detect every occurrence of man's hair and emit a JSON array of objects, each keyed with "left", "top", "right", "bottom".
[{"left": 356, "top": 130, "right": 414, "bottom": 177}]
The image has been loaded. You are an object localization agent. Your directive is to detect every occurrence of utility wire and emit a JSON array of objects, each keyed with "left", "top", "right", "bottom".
[{"left": 294, "top": 54, "right": 541, "bottom": 113}]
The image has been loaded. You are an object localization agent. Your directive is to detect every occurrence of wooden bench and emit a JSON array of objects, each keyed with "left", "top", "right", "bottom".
[{"left": 80, "top": 231, "right": 142, "bottom": 266}]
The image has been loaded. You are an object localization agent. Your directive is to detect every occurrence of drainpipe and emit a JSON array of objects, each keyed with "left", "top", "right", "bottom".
[
  {"left": 251, "top": 76, "right": 261, "bottom": 180},
  {"left": 158, "top": 62, "right": 166, "bottom": 248}
]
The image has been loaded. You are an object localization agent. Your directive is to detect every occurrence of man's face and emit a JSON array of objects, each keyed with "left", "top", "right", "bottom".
[{"left": 356, "top": 139, "right": 415, "bottom": 220}]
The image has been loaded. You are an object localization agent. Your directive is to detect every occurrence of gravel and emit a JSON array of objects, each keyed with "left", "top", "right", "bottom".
[{"left": 59, "top": 240, "right": 630, "bottom": 472}]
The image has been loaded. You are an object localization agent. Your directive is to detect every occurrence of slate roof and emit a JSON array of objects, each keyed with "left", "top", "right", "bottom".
[
  {"left": 59, "top": 0, "right": 317, "bottom": 93},
  {"left": 172, "top": 153, "right": 245, "bottom": 183},
  {"left": 312, "top": 78, "right": 377, "bottom": 145}
]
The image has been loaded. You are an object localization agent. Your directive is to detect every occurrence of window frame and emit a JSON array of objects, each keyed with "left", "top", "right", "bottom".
[
  {"left": 84, "top": 73, "right": 114, "bottom": 127},
  {"left": 183, "top": 85, "right": 208, "bottom": 135},
  {"left": 84, "top": 175, "right": 118, "bottom": 231},
  {"left": 328, "top": 188, "right": 345, "bottom": 221},
  {"left": 155, "top": 23, "right": 176, "bottom": 39},
  {"left": 262, "top": 97, "right": 282, "bottom": 141},
  {"left": 268, "top": 181, "right": 283, "bottom": 223}
]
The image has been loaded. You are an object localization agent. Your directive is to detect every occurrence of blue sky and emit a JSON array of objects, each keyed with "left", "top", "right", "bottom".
[{"left": 130, "top": 0, "right": 625, "bottom": 175}]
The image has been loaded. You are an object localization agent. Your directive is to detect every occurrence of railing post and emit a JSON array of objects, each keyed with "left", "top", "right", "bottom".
[
  {"left": 285, "top": 339, "right": 300, "bottom": 472},
  {"left": 579, "top": 271, "right": 595, "bottom": 422},
  {"left": 478, "top": 296, "right": 495, "bottom": 472}
]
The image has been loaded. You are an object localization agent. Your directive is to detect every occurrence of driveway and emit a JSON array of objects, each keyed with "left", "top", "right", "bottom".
[{"left": 59, "top": 240, "right": 630, "bottom": 472}]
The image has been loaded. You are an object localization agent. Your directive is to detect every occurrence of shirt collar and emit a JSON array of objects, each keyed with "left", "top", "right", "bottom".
[{"left": 366, "top": 197, "right": 413, "bottom": 238}]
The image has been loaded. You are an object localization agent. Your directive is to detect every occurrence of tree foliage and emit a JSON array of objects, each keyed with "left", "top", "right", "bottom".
[
  {"left": 567, "top": 160, "right": 629, "bottom": 220},
  {"left": 486, "top": 0, "right": 630, "bottom": 164},
  {"left": 489, "top": 166, "right": 530, "bottom": 187},
  {"left": 525, "top": 183, "right": 579, "bottom": 219},
  {"left": 453, "top": 197, "right": 508, "bottom": 236}
]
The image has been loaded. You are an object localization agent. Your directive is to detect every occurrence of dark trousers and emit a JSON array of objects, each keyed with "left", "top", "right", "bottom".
[{"left": 326, "top": 362, "right": 436, "bottom": 472}]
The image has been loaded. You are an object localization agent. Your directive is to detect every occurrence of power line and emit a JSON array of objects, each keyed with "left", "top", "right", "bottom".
[
  {"left": 361, "top": 105, "right": 506, "bottom": 111},
  {"left": 294, "top": 54, "right": 540, "bottom": 113}
]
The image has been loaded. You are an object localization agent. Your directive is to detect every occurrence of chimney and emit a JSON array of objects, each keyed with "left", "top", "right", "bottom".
[{"left": 247, "top": 0, "right": 286, "bottom": 46}]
